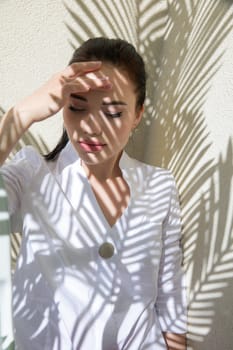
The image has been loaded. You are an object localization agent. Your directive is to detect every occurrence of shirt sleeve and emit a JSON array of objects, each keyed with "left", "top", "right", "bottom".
[
  {"left": 0, "top": 147, "right": 41, "bottom": 228},
  {"left": 155, "top": 173, "right": 187, "bottom": 334}
]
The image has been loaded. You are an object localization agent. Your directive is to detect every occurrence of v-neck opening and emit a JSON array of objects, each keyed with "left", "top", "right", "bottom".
[{"left": 77, "top": 156, "right": 132, "bottom": 231}]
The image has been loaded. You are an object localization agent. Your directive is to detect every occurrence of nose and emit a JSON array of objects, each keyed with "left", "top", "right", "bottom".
[{"left": 80, "top": 113, "right": 102, "bottom": 136}]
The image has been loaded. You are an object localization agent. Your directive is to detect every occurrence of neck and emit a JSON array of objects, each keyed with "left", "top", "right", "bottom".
[{"left": 81, "top": 152, "right": 123, "bottom": 181}]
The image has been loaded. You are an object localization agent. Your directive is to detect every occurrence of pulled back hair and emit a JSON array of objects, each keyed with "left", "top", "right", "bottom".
[{"left": 45, "top": 37, "right": 147, "bottom": 161}]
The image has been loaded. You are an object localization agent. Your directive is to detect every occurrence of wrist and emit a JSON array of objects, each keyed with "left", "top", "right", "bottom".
[{"left": 13, "top": 105, "right": 34, "bottom": 132}]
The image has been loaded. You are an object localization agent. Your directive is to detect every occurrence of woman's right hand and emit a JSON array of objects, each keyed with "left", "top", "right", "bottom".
[
  {"left": 14, "top": 61, "right": 111, "bottom": 128},
  {"left": 0, "top": 61, "right": 112, "bottom": 165}
]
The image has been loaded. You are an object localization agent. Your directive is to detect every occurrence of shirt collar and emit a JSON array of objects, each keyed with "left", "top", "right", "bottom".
[{"left": 58, "top": 142, "right": 142, "bottom": 195}]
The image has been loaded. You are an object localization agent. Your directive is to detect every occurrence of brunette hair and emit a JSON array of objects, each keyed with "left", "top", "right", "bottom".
[{"left": 45, "top": 37, "right": 146, "bottom": 161}]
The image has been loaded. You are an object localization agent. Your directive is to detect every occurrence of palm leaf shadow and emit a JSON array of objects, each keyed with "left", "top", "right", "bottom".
[
  {"left": 188, "top": 139, "right": 233, "bottom": 349},
  {"left": 140, "top": 0, "right": 233, "bottom": 348}
]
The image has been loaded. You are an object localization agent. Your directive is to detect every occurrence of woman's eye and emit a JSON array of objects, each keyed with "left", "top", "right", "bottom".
[
  {"left": 68, "top": 105, "right": 86, "bottom": 112},
  {"left": 104, "top": 111, "right": 122, "bottom": 118}
]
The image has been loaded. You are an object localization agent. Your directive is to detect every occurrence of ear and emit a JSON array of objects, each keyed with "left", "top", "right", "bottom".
[{"left": 132, "top": 105, "right": 144, "bottom": 130}]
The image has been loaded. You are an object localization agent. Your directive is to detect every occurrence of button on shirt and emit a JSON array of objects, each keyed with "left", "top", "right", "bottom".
[{"left": 1, "top": 142, "right": 187, "bottom": 350}]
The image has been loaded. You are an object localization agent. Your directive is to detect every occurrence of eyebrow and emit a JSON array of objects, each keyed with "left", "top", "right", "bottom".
[{"left": 70, "top": 94, "right": 127, "bottom": 106}]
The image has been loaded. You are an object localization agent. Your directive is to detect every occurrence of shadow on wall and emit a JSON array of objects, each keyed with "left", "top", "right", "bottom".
[{"left": 142, "top": 1, "right": 233, "bottom": 349}]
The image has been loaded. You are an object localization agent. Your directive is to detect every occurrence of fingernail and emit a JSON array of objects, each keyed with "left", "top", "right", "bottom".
[{"left": 104, "top": 82, "right": 113, "bottom": 89}]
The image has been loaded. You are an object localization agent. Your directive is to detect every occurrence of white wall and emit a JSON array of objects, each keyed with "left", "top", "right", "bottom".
[
  {"left": 1, "top": 1, "right": 233, "bottom": 349},
  {"left": 0, "top": 0, "right": 73, "bottom": 151}
]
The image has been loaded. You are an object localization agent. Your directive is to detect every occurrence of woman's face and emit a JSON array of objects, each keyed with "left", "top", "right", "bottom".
[{"left": 63, "top": 63, "right": 143, "bottom": 166}]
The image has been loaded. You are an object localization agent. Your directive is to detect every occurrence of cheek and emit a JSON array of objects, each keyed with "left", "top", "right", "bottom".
[
  {"left": 63, "top": 111, "right": 79, "bottom": 141},
  {"left": 64, "top": 124, "right": 79, "bottom": 142},
  {"left": 120, "top": 112, "right": 136, "bottom": 133},
  {"left": 114, "top": 120, "right": 133, "bottom": 143},
  {"left": 107, "top": 120, "right": 128, "bottom": 141},
  {"left": 70, "top": 130, "right": 79, "bottom": 142}
]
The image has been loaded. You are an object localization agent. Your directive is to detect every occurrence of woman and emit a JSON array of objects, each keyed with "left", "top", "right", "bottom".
[{"left": 0, "top": 38, "right": 187, "bottom": 349}]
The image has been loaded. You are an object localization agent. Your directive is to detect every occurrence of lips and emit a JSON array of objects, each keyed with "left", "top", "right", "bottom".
[{"left": 78, "top": 140, "right": 106, "bottom": 152}]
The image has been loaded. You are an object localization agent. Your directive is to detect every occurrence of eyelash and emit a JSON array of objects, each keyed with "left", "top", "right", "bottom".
[
  {"left": 104, "top": 112, "right": 122, "bottom": 118},
  {"left": 68, "top": 106, "right": 122, "bottom": 118},
  {"left": 68, "top": 106, "right": 85, "bottom": 112}
]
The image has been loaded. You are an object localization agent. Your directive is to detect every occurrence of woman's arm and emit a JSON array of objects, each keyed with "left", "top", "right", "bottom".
[
  {"left": 0, "top": 107, "right": 31, "bottom": 165},
  {"left": 163, "top": 332, "right": 187, "bottom": 350},
  {"left": 155, "top": 174, "right": 187, "bottom": 348},
  {"left": 0, "top": 61, "right": 110, "bottom": 165}
]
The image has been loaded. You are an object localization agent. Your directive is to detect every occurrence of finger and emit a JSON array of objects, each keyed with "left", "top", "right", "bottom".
[
  {"left": 83, "top": 78, "right": 113, "bottom": 91},
  {"left": 62, "top": 81, "right": 90, "bottom": 100},
  {"left": 62, "top": 61, "right": 102, "bottom": 78},
  {"left": 62, "top": 77, "right": 112, "bottom": 100},
  {"left": 77, "top": 74, "right": 112, "bottom": 87},
  {"left": 64, "top": 69, "right": 111, "bottom": 84},
  {"left": 77, "top": 69, "right": 112, "bottom": 87},
  {"left": 65, "top": 74, "right": 112, "bottom": 91}
]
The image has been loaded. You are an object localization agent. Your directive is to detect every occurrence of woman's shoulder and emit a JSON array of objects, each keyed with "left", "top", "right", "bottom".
[
  {"left": 1, "top": 146, "right": 47, "bottom": 177},
  {"left": 121, "top": 152, "right": 177, "bottom": 194},
  {"left": 13, "top": 145, "right": 41, "bottom": 160},
  {"left": 12, "top": 145, "right": 43, "bottom": 165},
  {"left": 123, "top": 152, "right": 174, "bottom": 179}
]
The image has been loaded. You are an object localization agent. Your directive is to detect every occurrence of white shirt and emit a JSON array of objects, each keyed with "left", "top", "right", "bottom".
[{"left": 1, "top": 142, "right": 187, "bottom": 350}]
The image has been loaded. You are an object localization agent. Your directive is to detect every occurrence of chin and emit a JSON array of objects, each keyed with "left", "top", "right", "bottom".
[{"left": 79, "top": 152, "right": 111, "bottom": 165}]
